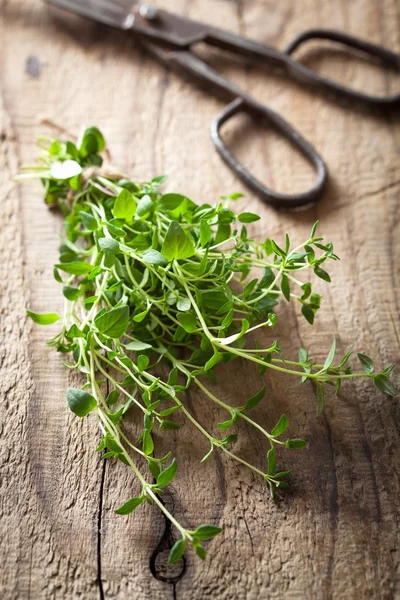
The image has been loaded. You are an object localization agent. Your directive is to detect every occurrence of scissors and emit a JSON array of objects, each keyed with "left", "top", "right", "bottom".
[{"left": 48, "top": 0, "right": 400, "bottom": 208}]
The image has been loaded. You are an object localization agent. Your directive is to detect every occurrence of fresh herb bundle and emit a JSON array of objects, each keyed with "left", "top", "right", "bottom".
[{"left": 19, "top": 127, "right": 395, "bottom": 564}]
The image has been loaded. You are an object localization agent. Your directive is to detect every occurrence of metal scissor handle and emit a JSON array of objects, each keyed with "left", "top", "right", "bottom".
[
  {"left": 283, "top": 28, "right": 400, "bottom": 107},
  {"left": 211, "top": 98, "right": 327, "bottom": 209},
  {"left": 132, "top": 9, "right": 400, "bottom": 208}
]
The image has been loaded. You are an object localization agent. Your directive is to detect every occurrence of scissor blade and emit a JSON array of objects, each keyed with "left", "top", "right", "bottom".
[{"left": 47, "top": 0, "right": 136, "bottom": 29}]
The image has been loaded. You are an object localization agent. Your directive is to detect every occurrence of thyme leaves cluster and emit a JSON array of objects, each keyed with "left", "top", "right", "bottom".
[{"left": 20, "top": 127, "right": 395, "bottom": 564}]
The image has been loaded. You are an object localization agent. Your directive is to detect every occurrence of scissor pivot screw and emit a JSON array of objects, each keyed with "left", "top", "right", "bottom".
[{"left": 139, "top": 4, "right": 159, "bottom": 21}]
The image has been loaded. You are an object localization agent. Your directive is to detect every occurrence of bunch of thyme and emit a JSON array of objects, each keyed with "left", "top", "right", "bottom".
[{"left": 18, "top": 127, "right": 396, "bottom": 564}]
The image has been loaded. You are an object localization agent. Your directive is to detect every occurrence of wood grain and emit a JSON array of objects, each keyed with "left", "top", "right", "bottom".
[{"left": 0, "top": 0, "right": 399, "bottom": 598}]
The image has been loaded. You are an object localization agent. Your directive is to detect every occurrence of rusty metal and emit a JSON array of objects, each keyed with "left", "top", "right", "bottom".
[{"left": 48, "top": 0, "right": 400, "bottom": 208}]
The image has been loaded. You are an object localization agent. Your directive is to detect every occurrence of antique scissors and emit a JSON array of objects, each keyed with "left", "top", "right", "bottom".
[{"left": 48, "top": 0, "right": 400, "bottom": 208}]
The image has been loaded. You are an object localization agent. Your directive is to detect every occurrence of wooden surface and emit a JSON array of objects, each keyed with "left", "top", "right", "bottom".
[{"left": 1, "top": 1, "right": 400, "bottom": 598}]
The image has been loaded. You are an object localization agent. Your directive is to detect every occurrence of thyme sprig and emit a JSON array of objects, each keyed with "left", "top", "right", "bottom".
[{"left": 19, "top": 127, "right": 396, "bottom": 564}]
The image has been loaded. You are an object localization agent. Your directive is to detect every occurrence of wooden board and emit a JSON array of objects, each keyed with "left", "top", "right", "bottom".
[{"left": 1, "top": 0, "right": 399, "bottom": 598}]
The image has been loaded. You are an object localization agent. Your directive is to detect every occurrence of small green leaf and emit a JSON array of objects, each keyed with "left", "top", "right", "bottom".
[
  {"left": 142, "top": 429, "right": 154, "bottom": 455},
  {"left": 324, "top": 337, "right": 336, "bottom": 370},
  {"left": 192, "top": 524, "right": 222, "bottom": 540},
  {"left": 106, "top": 390, "right": 119, "bottom": 405},
  {"left": 200, "top": 220, "right": 212, "bottom": 247},
  {"left": 238, "top": 212, "right": 260, "bottom": 223},
  {"left": 285, "top": 438, "right": 307, "bottom": 449},
  {"left": 374, "top": 374, "right": 396, "bottom": 396},
  {"left": 79, "top": 126, "right": 105, "bottom": 155},
  {"left": 136, "top": 195, "right": 153, "bottom": 217},
  {"left": 157, "top": 458, "right": 178, "bottom": 487},
  {"left": 168, "top": 539, "right": 186, "bottom": 564},
  {"left": 314, "top": 266, "right": 331, "bottom": 282},
  {"left": 67, "top": 388, "right": 97, "bottom": 417},
  {"left": 95, "top": 306, "right": 129, "bottom": 338},
  {"left": 115, "top": 496, "right": 144, "bottom": 515},
  {"left": 62, "top": 286, "right": 81, "bottom": 301},
  {"left": 137, "top": 354, "right": 150, "bottom": 372},
  {"left": 195, "top": 545, "right": 206, "bottom": 560},
  {"left": 142, "top": 249, "right": 167, "bottom": 266},
  {"left": 55, "top": 262, "right": 92, "bottom": 275},
  {"left": 65, "top": 324, "right": 85, "bottom": 339},
  {"left": 161, "top": 221, "right": 195, "bottom": 261},
  {"left": 267, "top": 447, "right": 276, "bottom": 475},
  {"left": 271, "top": 414, "right": 289, "bottom": 437},
  {"left": 80, "top": 211, "right": 98, "bottom": 231},
  {"left": 50, "top": 160, "right": 82, "bottom": 180},
  {"left": 245, "top": 384, "right": 266, "bottom": 410},
  {"left": 358, "top": 353, "right": 375, "bottom": 374},
  {"left": 298, "top": 348, "right": 308, "bottom": 364},
  {"left": 113, "top": 189, "right": 137, "bottom": 222},
  {"left": 316, "top": 382, "right": 325, "bottom": 416},
  {"left": 177, "top": 312, "right": 197, "bottom": 333},
  {"left": 177, "top": 297, "right": 191, "bottom": 312},
  {"left": 204, "top": 352, "right": 224, "bottom": 371},
  {"left": 99, "top": 237, "right": 119, "bottom": 255},
  {"left": 125, "top": 340, "right": 152, "bottom": 351},
  {"left": 26, "top": 311, "right": 60, "bottom": 325},
  {"left": 301, "top": 304, "right": 314, "bottom": 325},
  {"left": 281, "top": 275, "right": 290, "bottom": 302},
  {"left": 310, "top": 221, "right": 319, "bottom": 238}
]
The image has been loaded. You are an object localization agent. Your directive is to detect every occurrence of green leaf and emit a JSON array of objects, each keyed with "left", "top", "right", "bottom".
[
  {"left": 298, "top": 348, "right": 308, "bottom": 364},
  {"left": 200, "top": 219, "right": 212, "bottom": 247},
  {"left": 160, "top": 420, "right": 181, "bottom": 430},
  {"left": 125, "top": 340, "right": 152, "bottom": 351},
  {"left": 316, "top": 382, "right": 325, "bottom": 416},
  {"left": 271, "top": 414, "right": 289, "bottom": 437},
  {"left": 217, "top": 412, "right": 238, "bottom": 431},
  {"left": 204, "top": 352, "right": 224, "bottom": 371},
  {"left": 281, "top": 275, "right": 290, "bottom": 302},
  {"left": 80, "top": 211, "right": 98, "bottom": 231},
  {"left": 301, "top": 303, "right": 314, "bottom": 325},
  {"left": 168, "top": 538, "right": 186, "bottom": 564},
  {"left": 115, "top": 496, "right": 144, "bottom": 515},
  {"left": 245, "top": 384, "right": 266, "bottom": 410},
  {"left": 95, "top": 306, "right": 129, "bottom": 338},
  {"left": 142, "top": 249, "right": 167, "bottom": 266},
  {"left": 142, "top": 429, "right": 154, "bottom": 455},
  {"left": 238, "top": 212, "right": 260, "bottom": 223},
  {"left": 374, "top": 374, "right": 396, "bottom": 396},
  {"left": 99, "top": 237, "right": 120, "bottom": 255},
  {"left": 310, "top": 221, "right": 319, "bottom": 238},
  {"left": 67, "top": 388, "right": 97, "bottom": 417},
  {"left": 157, "top": 458, "right": 178, "bottom": 487},
  {"left": 195, "top": 545, "right": 206, "bottom": 560},
  {"left": 113, "top": 189, "right": 137, "bottom": 222},
  {"left": 50, "top": 160, "right": 82, "bottom": 180},
  {"left": 55, "top": 262, "right": 92, "bottom": 275},
  {"left": 324, "top": 337, "right": 336, "bottom": 370},
  {"left": 62, "top": 286, "right": 81, "bottom": 301},
  {"left": 161, "top": 221, "right": 195, "bottom": 261},
  {"left": 79, "top": 126, "right": 105, "bottom": 155},
  {"left": 314, "top": 266, "right": 331, "bottom": 283},
  {"left": 358, "top": 353, "right": 375, "bottom": 374},
  {"left": 137, "top": 354, "right": 150, "bottom": 372},
  {"left": 106, "top": 390, "right": 119, "bottom": 405},
  {"left": 192, "top": 524, "right": 222, "bottom": 540},
  {"left": 267, "top": 447, "right": 276, "bottom": 475},
  {"left": 159, "top": 193, "right": 187, "bottom": 211},
  {"left": 285, "top": 438, "right": 307, "bottom": 449},
  {"left": 136, "top": 195, "right": 153, "bottom": 217},
  {"left": 177, "top": 312, "right": 197, "bottom": 333},
  {"left": 176, "top": 297, "right": 191, "bottom": 312},
  {"left": 26, "top": 310, "right": 60, "bottom": 325},
  {"left": 65, "top": 324, "right": 85, "bottom": 339}
]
